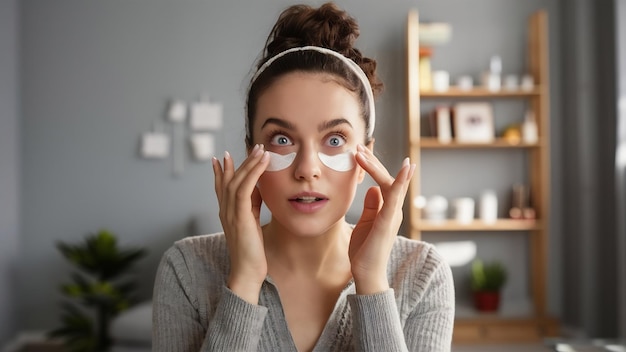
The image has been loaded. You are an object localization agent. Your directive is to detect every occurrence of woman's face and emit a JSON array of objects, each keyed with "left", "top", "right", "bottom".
[{"left": 253, "top": 71, "right": 367, "bottom": 237}]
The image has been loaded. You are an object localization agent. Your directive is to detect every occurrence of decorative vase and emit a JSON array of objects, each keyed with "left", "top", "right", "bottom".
[{"left": 473, "top": 291, "right": 501, "bottom": 312}]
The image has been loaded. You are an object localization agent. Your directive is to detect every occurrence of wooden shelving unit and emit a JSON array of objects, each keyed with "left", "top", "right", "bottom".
[
  {"left": 417, "top": 219, "right": 540, "bottom": 232},
  {"left": 405, "top": 9, "right": 559, "bottom": 343},
  {"left": 417, "top": 138, "right": 542, "bottom": 149},
  {"left": 420, "top": 87, "right": 543, "bottom": 98}
]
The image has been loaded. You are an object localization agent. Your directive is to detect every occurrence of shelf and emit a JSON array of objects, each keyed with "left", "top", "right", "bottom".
[
  {"left": 454, "top": 317, "right": 560, "bottom": 343},
  {"left": 454, "top": 299, "right": 559, "bottom": 343},
  {"left": 417, "top": 219, "right": 540, "bottom": 232},
  {"left": 420, "top": 86, "right": 543, "bottom": 98},
  {"left": 417, "top": 138, "right": 542, "bottom": 149},
  {"left": 406, "top": 8, "right": 557, "bottom": 342}
]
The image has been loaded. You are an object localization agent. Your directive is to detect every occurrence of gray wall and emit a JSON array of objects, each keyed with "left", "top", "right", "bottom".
[
  {"left": 616, "top": 0, "right": 626, "bottom": 341},
  {"left": 0, "top": 0, "right": 20, "bottom": 346},
  {"left": 16, "top": 0, "right": 564, "bottom": 334},
  {"left": 560, "top": 0, "right": 625, "bottom": 338}
]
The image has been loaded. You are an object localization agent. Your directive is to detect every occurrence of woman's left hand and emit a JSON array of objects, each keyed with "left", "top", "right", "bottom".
[{"left": 349, "top": 144, "right": 416, "bottom": 295}]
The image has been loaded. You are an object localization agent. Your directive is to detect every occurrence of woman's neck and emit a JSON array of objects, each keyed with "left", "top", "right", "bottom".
[{"left": 262, "top": 219, "right": 352, "bottom": 278}]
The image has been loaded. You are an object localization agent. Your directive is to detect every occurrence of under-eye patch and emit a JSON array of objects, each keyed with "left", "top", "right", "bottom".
[
  {"left": 267, "top": 151, "right": 296, "bottom": 171},
  {"left": 318, "top": 151, "right": 355, "bottom": 172},
  {"left": 265, "top": 151, "right": 355, "bottom": 172}
]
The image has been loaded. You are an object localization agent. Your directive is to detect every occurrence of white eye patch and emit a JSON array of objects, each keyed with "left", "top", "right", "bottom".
[
  {"left": 265, "top": 151, "right": 355, "bottom": 172},
  {"left": 318, "top": 151, "right": 355, "bottom": 172},
  {"left": 266, "top": 152, "right": 296, "bottom": 171}
]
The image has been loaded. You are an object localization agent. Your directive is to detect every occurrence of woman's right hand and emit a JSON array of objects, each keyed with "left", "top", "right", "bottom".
[{"left": 212, "top": 144, "right": 270, "bottom": 304}]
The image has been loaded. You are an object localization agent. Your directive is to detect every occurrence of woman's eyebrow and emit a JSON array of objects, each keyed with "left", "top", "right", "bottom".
[
  {"left": 261, "top": 117, "right": 295, "bottom": 130},
  {"left": 318, "top": 118, "right": 353, "bottom": 132}
]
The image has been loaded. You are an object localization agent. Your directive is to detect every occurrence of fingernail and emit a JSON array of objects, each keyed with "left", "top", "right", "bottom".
[
  {"left": 254, "top": 146, "right": 264, "bottom": 157},
  {"left": 261, "top": 151, "right": 270, "bottom": 161},
  {"left": 407, "top": 164, "right": 416, "bottom": 180},
  {"left": 252, "top": 144, "right": 260, "bottom": 152},
  {"left": 224, "top": 151, "right": 231, "bottom": 159},
  {"left": 403, "top": 157, "right": 410, "bottom": 167}
]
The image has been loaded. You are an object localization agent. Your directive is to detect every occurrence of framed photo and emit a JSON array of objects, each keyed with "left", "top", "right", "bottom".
[{"left": 453, "top": 102, "right": 494, "bottom": 143}]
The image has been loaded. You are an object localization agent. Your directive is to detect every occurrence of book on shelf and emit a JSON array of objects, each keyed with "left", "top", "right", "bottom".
[{"left": 428, "top": 106, "right": 452, "bottom": 143}]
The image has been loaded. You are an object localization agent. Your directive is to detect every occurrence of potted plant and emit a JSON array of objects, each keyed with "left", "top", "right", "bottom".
[
  {"left": 48, "top": 229, "right": 146, "bottom": 352},
  {"left": 470, "top": 259, "right": 507, "bottom": 312}
]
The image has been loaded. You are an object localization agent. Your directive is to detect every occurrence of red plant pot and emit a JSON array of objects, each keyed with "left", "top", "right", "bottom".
[{"left": 473, "top": 291, "right": 501, "bottom": 312}]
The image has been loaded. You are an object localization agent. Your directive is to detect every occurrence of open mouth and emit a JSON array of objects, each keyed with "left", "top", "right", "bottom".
[
  {"left": 288, "top": 193, "right": 329, "bottom": 213},
  {"left": 292, "top": 196, "right": 326, "bottom": 203}
]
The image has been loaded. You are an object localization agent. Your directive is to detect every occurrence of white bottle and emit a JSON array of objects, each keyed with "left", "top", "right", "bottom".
[
  {"left": 522, "top": 110, "right": 539, "bottom": 144},
  {"left": 479, "top": 190, "right": 498, "bottom": 224}
]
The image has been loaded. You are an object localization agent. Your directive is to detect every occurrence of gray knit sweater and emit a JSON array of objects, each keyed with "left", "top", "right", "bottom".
[{"left": 152, "top": 233, "right": 454, "bottom": 351}]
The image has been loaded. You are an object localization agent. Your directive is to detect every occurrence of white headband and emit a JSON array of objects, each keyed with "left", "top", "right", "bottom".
[{"left": 247, "top": 46, "right": 376, "bottom": 138}]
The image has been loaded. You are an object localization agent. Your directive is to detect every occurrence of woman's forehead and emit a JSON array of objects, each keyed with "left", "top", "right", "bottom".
[{"left": 254, "top": 72, "right": 365, "bottom": 133}]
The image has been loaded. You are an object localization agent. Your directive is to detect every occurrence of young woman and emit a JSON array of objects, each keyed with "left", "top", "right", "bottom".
[{"left": 152, "top": 3, "right": 454, "bottom": 351}]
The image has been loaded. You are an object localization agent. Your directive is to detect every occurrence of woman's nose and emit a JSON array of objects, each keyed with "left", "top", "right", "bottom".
[{"left": 293, "top": 146, "right": 321, "bottom": 180}]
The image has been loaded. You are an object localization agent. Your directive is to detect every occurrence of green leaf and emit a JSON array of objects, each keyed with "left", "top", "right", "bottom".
[
  {"left": 53, "top": 229, "right": 146, "bottom": 352},
  {"left": 470, "top": 259, "right": 507, "bottom": 291}
]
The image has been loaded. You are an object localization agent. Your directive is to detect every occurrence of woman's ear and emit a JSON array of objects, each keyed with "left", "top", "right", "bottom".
[{"left": 357, "top": 138, "right": 375, "bottom": 183}]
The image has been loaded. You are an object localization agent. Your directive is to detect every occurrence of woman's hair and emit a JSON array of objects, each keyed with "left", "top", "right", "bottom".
[{"left": 246, "top": 2, "right": 383, "bottom": 148}]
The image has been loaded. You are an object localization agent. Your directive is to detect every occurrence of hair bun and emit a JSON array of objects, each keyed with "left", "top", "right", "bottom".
[
  {"left": 265, "top": 3, "right": 360, "bottom": 61},
  {"left": 258, "top": 2, "right": 383, "bottom": 98}
]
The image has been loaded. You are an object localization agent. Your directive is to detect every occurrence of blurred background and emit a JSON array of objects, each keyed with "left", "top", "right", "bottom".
[{"left": 1, "top": 0, "right": 624, "bottom": 349}]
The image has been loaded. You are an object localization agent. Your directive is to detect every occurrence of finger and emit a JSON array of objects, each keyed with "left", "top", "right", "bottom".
[
  {"left": 220, "top": 144, "right": 261, "bottom": 202},
  {"left": 383, "top": 159, "right": 413, "bottom": 205},
  {"left": 227, "top": 151, "right": 270, "bottom": 215},
  {"left": 374, "top": 160, "right": 413, "bottom": 221},
  {"left": 226, "top": 147, "right": 269, "bottom": 201},
  {"left": 355, "top": 145, "right": 395, "bottom": 189},
  {"left": 222, "top": 151, "right": 235, "bottom": 185},
  {"left": 220, "top": 146, "right": 264, "bottom": 223},
  {"left": 212, "top": 157, "right": 224, "bottom": 202},
  {"left": 395, "top": 158, "right": 416, "bottom": 193},
  {"left": 358, "top": 186, "right": 383, "bottom": 223},
  {"left": 351, "top": 186, "right": 383, "bottom": 251}
]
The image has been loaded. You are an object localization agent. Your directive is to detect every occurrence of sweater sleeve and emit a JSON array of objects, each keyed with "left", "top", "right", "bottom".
[
  {"left": 152, "top": 245, "right": 268, "bottom": 352},
  {"left": 348, "top": 289, "right": 409, "bottom": 352},
  {"left": 347, "top": 245, "right": 455, "bottom": 352},
  {"left": 403, "top": 257, "right": 455, "bottom": 352}
]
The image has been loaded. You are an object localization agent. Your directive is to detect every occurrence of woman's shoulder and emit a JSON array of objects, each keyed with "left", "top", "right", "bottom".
[
  {"left": 155, "top": 232, "right": 229, "bottom": 315},
  {"left": 161, "top": 232, "right": 229, "bottom": 273},
  {"left": 173, "top": 231, "right": 227, "bottom": 250},
  {"left": 390, "top": 236, "right": 455, "bottom": 323},
  {"left": 391, "top": 235, "right": 444, "bottom": 266},
  {"left": 389, "top": 235, "right": 451, "bottom": 288}
]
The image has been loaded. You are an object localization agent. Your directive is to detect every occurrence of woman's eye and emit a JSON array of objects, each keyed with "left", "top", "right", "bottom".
[
  {"left": 326, "top": 134, "right": 346, "bottom": 147},
  {"left": 271, "top": 134, "right": 292, "bottom": 146}
]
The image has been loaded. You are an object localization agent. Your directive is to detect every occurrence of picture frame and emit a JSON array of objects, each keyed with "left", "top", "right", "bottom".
[{"left": 453, "top": 102, "right": 495, "bottom": 143}]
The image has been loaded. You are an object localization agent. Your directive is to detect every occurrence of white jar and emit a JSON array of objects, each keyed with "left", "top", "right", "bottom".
[
  {"left": 454, "top": 198, "right": 475, "bottom": 224},
  {"left": 432, "top": 71, "right": 450, "bottom": 92},
  {"left": 424, "top": 196, "right": 448, "bottom": 223}
]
